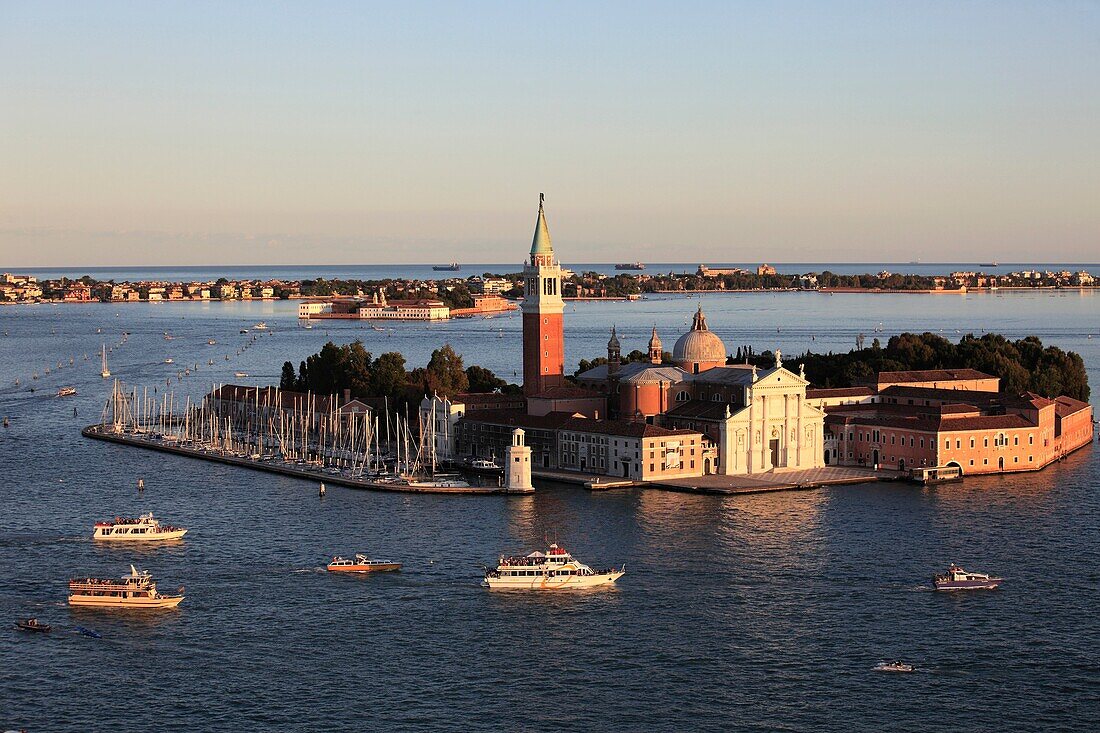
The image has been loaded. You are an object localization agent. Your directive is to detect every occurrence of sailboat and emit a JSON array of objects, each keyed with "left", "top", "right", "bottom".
[{"left": 100, "top": 344, "right": 111, "bottom": 378}]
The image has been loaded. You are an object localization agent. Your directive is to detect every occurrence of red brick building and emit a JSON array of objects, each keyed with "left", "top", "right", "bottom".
[{"left": 818, "top": 374, "right": 1093, "bottom": 476}]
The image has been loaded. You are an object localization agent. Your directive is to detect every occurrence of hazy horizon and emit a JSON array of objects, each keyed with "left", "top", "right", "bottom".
[{"left": 3, "top": 2, "right": 1098, "bottom": 266}]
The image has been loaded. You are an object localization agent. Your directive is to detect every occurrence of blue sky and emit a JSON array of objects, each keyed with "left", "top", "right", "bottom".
[{"left": 1, "top": 1, "right": 1097, "bottom": 266}]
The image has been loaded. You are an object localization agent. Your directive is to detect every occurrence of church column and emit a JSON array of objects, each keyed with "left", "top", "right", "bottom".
[{"left": 760, "top": 394, "right": 769, "bottom": 471}]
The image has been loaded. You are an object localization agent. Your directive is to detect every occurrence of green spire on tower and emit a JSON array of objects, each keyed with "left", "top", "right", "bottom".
[{"left": 530, "top": 192, "right": 553, "bottom": 257}]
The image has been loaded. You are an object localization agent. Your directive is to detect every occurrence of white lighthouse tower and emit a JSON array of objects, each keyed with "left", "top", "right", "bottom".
[{"left": 505, "top": 428, "right": 534, "bottom": 493}]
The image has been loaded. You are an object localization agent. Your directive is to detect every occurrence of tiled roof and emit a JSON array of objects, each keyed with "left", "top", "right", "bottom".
[
  {"left": 876, "top": 369, "right": 996, "bottom": 383},
  {"left": 619, "top": 366, "right": 689, "bottom": 385},
  {"left": 665, "top": 400, "right": 732, "bottom": 420},
  {"left": 689, "top": 365, "right": 756, "bottom": 385},
  {"left": 209, "top": 385, "right": 369, "bottom": 413},
  {"left": 558, "top": 417, "right": 698, "bottom": 439},
  {"left": 529, "top": 386, "right": 602, "bottom": 400},
  {"left": 806, "top": 387, "right": 875, "bottom": 399},
  {"left": 1054, "top": 396, "right": 1091, "bottom": 418},
  {"left": 459, "top": 410, "right": 699, "bottom": 439}
]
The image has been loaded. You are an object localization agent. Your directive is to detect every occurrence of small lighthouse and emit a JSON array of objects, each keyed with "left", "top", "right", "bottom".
[{"left": 505, "top": 428, "right": 534, "bottom": 493}]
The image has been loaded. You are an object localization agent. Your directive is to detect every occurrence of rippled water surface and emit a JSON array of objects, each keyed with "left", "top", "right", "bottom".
[{"left": 1, "top": 292, "right": 1098, "bottom": 732}]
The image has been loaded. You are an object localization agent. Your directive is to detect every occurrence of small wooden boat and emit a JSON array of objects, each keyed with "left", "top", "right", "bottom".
[
  {"left": 327, "top": 554, "right": 401, "bottom": 573},
  {"left": 15, "top": 618, "right": 51, "bottom": 633}
]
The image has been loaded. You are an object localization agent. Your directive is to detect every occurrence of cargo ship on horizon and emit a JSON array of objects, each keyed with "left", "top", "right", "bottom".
[{"left": 433, "top": 262, "right": 461, "bottom": 271}]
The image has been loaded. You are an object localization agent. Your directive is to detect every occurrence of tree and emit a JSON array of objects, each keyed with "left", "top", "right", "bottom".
[
  {"left": 424, "top": 344, "right": 468, "bottom": 397},
  {"left": 280, "top": 362, "right": 297, "bottom": 390},
  {"left": 466, "top": 365, "right": 507, "bottom": 393},
  {"left": 371, "top": 352, "right": 408, "bottom": 404}
]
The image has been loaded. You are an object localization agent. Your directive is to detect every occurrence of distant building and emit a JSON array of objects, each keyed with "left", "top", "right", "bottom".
[
  {"left": 359, "top": 291, "right": 449, "bottom": 320},
  {"left": 757, "top": 264, "right": 777, "bottom": 276}
]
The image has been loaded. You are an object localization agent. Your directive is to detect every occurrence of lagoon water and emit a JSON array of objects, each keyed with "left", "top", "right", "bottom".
[{"left": 1, "top": 290, "right": 1098, "bottom": 731}]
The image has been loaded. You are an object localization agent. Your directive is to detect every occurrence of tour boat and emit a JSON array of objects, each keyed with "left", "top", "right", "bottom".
[
  {"left": 92, "top": 512, "right": 187, "bottom": 541},
  {"left": 933, "top": 564, "right": 1003, "bottom": 591},
  {"left": 15, "top": 618, "right": 51, "bottom": 633},
  {"left": 57, "top": 386, "right": 77, "bottom": 397},
  {"left": 326, "top": 554, "right": 402, "bottom": 573},
  {"left": 874, "top": 661, "right": 914, "bottom": 673},
  {"left": 68, "top": 565, "right": 184, "bottom": 609},
  {"left": 483, "top": 543, "right": 625, "bottom": 590}
]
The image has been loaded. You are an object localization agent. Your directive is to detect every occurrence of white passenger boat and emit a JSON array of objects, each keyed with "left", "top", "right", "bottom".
[
  {"left": 483, "top": 543, "right": 625, "bottom": 590},
  {"left": 57, "top": 386, "right": 77, "bottom": 397},
  {"left": 69, "top": 565, "right": 184, "bottom": 609},
  {"left": 93, "top": 512, "right": 187, "bottom": 541}
]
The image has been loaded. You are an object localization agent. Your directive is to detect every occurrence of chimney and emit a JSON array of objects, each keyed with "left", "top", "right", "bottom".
[{"left": 343, "top": 388, "right": 351, "bottom": 403}]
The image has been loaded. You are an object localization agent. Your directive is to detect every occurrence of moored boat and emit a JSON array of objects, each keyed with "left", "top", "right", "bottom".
[
  {"left": 93, "top": 512, "right": 187, "bottom": 541},
  {"left": 15, "top": 618, "right": 51, "bottom": 633},
  {"left": 933, "top": 564, "right": 1002, "bottom": 591},
  {"left": 326, "top": 554, "right": 401, "bottom": 573},
  {"left": 68, "top": 565, "right": 184, "bottom": 609},
  {"left": 483, "top": 543, "right": 625, "bottom": 590}
]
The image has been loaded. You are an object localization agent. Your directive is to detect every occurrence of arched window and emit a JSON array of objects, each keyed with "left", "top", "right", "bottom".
[
  {"left": 676, "top": 390, "right": 689, "bottom": 402},
  {"left": 712, "top": 393, "right": 722, "bottom": 402}
]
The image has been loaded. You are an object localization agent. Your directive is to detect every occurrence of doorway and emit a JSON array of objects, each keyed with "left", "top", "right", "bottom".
[{"left": 769, "top": 439, "right": 780, "bottom": 468}]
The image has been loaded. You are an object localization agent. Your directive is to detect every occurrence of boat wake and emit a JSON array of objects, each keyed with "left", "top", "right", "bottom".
[{"left": 291, "top": 567, "right": 328, "bottom": 574}]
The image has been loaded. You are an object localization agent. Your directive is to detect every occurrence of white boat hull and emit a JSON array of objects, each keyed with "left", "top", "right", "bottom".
[
  {"left": 69, "top": 594, "right": 184, "bottom": 609},
  {"left": 484, "top": 570, "right": 624, "bottom": 590},
  {"left": 93, "top": 528, "right": 188, "bottom": 541}
]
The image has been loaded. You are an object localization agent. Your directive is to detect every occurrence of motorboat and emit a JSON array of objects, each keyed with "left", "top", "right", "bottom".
[
  {"left": 93, "top": 512, "right": 187, "bottom": 541},
  {"left": 874, "top": 661, "right": 915, "bottom": 673},
  {"left": 234, "top": 372, "right": 248, "bottom": 378},
  {"left": 483, "top": 543, "right": 625, "bottom": 590},
  {"left": 57, "top": 386, "right": 77, "bottom": 397},
  {"left": 68, "top": 565, "right": 184, "bottom": 609},
  {"left": 207, "top": 339, "right": 217, "bottom": 345},
  {"left": 164, "top": 358, "right": 174, "bottom": 364},
  {"left": 15, "top": 618, "right": 51, "bottom": 633},
  {"left": 326, "top": 554, "right": 401, "bottom": 573},
  {"left": 469, "top": 458, "right": 501, "bottom": 471},
  {"left": 933, "top": 564, "right": 1003, "bottom": 591}
]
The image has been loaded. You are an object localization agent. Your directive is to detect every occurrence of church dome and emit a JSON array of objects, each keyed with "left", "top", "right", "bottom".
[{"left": 672, "top": 307, "right": 726, "bottom": 368}]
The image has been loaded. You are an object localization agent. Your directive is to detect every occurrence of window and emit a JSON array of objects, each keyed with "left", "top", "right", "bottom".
[
  {"left": 1028, "top": 435, "right": 1033, "bottom": 445},
  {"left": 970, "top": 438, "right": 975, "bottom": 448},
  {"left": 1013, "top": 436, "right": 1019, "bottom": 446},
  {"left": 956, "top": 439, "right": 961, "bottom": 449},
  {"left": 649, "top": 464, "right": 654, "bottom": 472}
]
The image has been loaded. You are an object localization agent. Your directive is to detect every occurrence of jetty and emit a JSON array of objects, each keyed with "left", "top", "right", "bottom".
[{"left": 82, "top": 424, "right": 512, "bottom": 495}]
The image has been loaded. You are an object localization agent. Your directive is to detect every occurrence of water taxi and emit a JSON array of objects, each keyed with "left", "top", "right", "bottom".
[
  {"left": 69, "top": 565, "right": 184, "bottom": 609},
  {"left": 326, "top": 554, "right": 401, "bottom": 573},
  {"left": 57, "top": 386, "right": 77, "bottom": 397},
  {"left": 93, "top": 512, "right": 187, "bottom": 541},
  {"left": 933, "top": 564, "right": 1002, "bottom": 591},
  {"left": 483, "top": 543, "right": 625, "bottom": 590}
]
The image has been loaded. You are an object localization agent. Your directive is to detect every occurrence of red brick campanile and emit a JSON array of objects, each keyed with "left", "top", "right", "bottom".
[{"left": 522, "top": 194, "right": 566, "bottom": 396}]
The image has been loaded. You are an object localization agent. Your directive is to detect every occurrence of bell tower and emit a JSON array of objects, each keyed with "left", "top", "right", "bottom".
[{"left": 522, "top": 194, "right": 566, "bottom": 396}]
